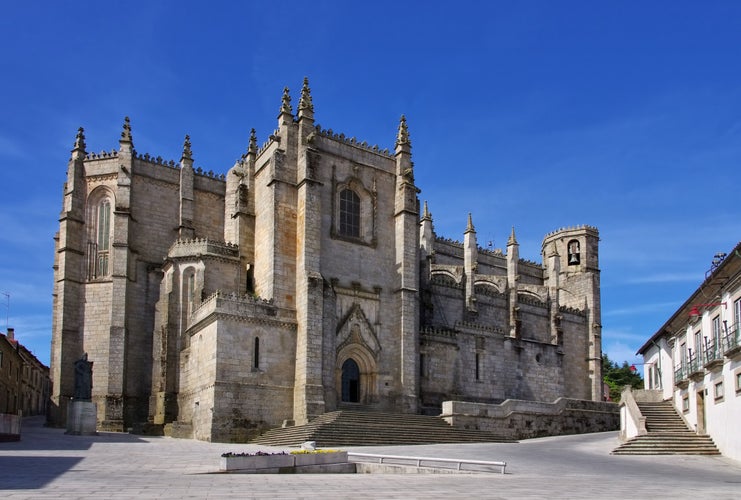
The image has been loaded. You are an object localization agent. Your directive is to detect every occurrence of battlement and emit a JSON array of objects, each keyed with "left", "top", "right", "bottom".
[
  {"left": 167, "top": 238, "right": 239, "bottom": 259},
  {"left": 134, "top": 151, "right": 178, "bottom": 169},
  {"left": 190, "top": 290, "right": 287, "bottom": 330},
  {"left": 85, "top": 149, "right": 119, "bottom": 161},
  {"left": 313, "top": 124, "right": 392, "bottom": 157},
  {"left": 543, "top": 225, "right": 599, "bottom": 239}
]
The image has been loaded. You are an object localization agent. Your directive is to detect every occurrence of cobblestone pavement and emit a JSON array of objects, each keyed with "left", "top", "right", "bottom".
[{"left": 1, "top": 417, "right": 739, "bottom": 499}]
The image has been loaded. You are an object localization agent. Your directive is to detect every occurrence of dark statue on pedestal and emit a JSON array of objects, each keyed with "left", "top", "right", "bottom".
[{"left": 74, "top": 353, "right": 93, "bottom": 401}]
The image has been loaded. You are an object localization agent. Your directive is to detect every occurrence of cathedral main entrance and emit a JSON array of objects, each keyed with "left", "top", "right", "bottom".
[{"left": 341, "top": 358, "right": 360, "bottom": 403}]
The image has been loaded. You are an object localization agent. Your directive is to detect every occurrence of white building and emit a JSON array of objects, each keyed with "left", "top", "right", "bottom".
[{"left": 637, "top": 243, "right": 741, "bottom": 460}]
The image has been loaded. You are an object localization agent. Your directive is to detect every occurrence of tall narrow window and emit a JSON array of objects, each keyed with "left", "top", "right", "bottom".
[
  {"left": 339, "top": 189, "right": 360, "bottom": 238},
  {"left": 253, "top": 337, "right": 260, "bottom": 370},
  {"left": 475, "top": 352, "right": 481, "bottom": 381},
  {"left": 711, "top": 316, "right": 721, "bottom": 356},
  {"left": 96, "top": 200, "right": 111, "bottom": 277},
  {"left": 694, "top": 331, "right": 703, "bottom": 363}
]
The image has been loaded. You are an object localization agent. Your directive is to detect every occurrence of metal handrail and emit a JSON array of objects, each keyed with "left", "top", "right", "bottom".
[{"left": 347, "top": 452, "right": 507, "bottom": 474}]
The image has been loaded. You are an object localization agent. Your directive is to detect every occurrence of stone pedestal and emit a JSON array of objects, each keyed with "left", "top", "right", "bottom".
[{"left": 65, "top": 400, "right": 98, "bottom": 435}]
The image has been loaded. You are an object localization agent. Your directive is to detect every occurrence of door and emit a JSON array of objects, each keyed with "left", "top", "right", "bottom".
[
  {"left": 696, "top": 389, "right": 706, "bottom": 434},
  {"left": 341, "top": 358, "right": 360, "bottom": 403}
]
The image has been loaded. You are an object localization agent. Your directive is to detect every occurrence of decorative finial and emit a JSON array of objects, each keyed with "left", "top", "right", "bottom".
[
  {"left": 395, "top": 114, "right": 410, "bottom": 147},
  {"left": 466, "top": 213, "right": 475, "bottom": 233},
  {"left": 280, "top": 87, "right": 293, "bottom": 115},
  {"left": 182, "top": 134, "right": 192, "bottom": 161},
  {"left": 298, "top": 77, "right": 314, "bottom": 114},
  {"left": 120, "top": 116, "right": 133, "bottom": 144},
  {"left": 508, "top": 226, "right": 518, "bottom": 245},
  {"left": 248, "top": 128, "right": 257, "bottom": 154},
  {"left": 73, "top": 127, "right": 86, "bottom": 151},
  {"left": 422, "top": 200, "right": 431, "bottom": 220}
]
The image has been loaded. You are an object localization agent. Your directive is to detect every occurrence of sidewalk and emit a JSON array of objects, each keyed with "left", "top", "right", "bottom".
[{"left": 1, "top": 416, "right": 739, "bottom": 499}]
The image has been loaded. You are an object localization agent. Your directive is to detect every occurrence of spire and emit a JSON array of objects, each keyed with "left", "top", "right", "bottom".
[
  {"left": 422, "top": 200, "right": 432, "bottom": 221},
  {"left": 507, "top": 226, "right": 518, "bottom": 246},
  {"left": 395, "top": 114, "right": 411, "bottom": 148},
  {"left": 120, "top": 116, "right": 133, "bottom": 147},
  {"left": 280, "top": 87, "right": 293, "bottom": 115},
  {"left": 181, "top": 134, "right": 193, "bottom": 162},
  {"left": 72, "top": 127, "right": 86, "bottom": 153},
  {"left": 298, "top": 77, "right": 314, "bottom": 118},
  {"left": 465, "top": 213, "right": 476, "bottom": 234}
]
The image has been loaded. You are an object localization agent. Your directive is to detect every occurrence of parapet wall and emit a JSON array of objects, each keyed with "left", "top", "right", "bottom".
[{"left": 441, "top": 398, "right": 619, "bottom": 440}]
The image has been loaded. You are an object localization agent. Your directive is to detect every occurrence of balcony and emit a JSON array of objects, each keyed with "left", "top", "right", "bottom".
[
  {"left": 703, "top": 340, "right": 724, "bottom": 371},
  {"left": 674, "top": 365, "right": 689, "bottom": 389},
  {"left": 686, "top": 354, "right": 704, "bottom": 382},
  {"left": 722, "top": 322, "right": 741, "bottom": 360}
]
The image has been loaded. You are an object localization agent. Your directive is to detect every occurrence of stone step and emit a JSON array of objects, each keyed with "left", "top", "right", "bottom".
[
  {"left": 251, "top": 410, "right": 513, "bottom": 447},
  {"left": 613, "top": 401, "right": 721, "bottom": 456}
]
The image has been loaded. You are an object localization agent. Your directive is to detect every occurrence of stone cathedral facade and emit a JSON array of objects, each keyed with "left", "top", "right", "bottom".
[{"left": 50, "top": 79, "right": 603, "bottom": 441}]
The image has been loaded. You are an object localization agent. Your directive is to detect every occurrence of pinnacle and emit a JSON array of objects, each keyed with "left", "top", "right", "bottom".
[
  {"left": 508, "top": 226, "right": 518, "bottom": 246},
  {"left": 465, "top": 213, "right": 475, "bottom": 233},
  {"left": 181, "top": 134, "right": 193, "bottom": 161},
  {"left": 120, "top": 116, "right": 133, "bottom": 146},
  {"left": 280, "top": 87, "right": 293, "bottom": 115},
  {"left": 248, "top": 128, "right": 257, "bottom": 154},
  {"left": 395, "top": 114, "right": 410, "bottom": 147},
  {"left": 298, "top": 77, "right": 314, "bottom": 115},
  {"left": 73, "top": 127, "right": 86, "bottom": 152}
]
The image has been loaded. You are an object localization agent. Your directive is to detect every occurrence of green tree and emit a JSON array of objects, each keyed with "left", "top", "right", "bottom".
[{"left": 602, "top": 353, "right": 643, "bottom": 402}]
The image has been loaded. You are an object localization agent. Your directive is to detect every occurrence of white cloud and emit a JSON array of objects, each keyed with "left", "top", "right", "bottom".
[{"left": 603, "top": 340, "right": 643, "bottom": 366}]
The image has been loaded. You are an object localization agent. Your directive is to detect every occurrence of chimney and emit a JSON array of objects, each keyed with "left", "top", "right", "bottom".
[{"left": 6, "top": 327, "right": 14, "bottom": 340}]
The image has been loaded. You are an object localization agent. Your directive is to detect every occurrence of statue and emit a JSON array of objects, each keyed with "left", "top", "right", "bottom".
[{"left": 74, "top": 353, "right": 93, "bottom": 401}]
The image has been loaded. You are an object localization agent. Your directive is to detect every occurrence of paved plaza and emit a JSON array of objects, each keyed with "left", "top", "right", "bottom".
[{"left": 1, "top": 416, "right": 740, "bottom": 499}]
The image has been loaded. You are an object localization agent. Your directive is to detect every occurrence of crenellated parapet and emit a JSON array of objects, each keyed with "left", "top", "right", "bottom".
[
  {"left": 85, "top": 149, "right": 120, "bottom": 161},
  {"left": 134, "top": 152, "right": 178, "bottom": 168},
  {"left": 478, "top": 246, "right": 504, "bottom": 256},
  {"left": 455, "top": 320, "right": 507, "bottom": 336},
  {"left": 312, "top": 124, "right": 393, "bottom": 157},
  {"left": 167, "top": 238, "right": 239, "bottom": 259},
  {"left": 258, "top": 129, "right": 281, "bottom": 156},
  {"left": 189, "top": 290, "right": 295, "bottom": 331},
  {"left": 420, "top": 325, "right": 458, "bottom": 340},
  {"left": 559, "top": 304, "right": 587, "bottom": 317},
  {"left": 543, "top": 225, "right": 599, "bottom": 239}
]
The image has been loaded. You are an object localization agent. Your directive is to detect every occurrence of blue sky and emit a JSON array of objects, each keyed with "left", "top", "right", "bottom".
[{"left": 1, "top": 1, "right": 740, "bottom": 369}]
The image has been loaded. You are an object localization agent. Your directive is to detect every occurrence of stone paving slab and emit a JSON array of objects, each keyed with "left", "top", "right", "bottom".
[{"left": 1, "top": 417, "right": 740, "bottom": 499}]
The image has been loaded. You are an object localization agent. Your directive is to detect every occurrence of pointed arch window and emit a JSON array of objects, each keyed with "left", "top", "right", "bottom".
[
  {"left": 87, "top": 194, "right": 113, "bottom": 280},
  {"left": 339, "top": 188, "right": 360, "bottom": 238},
  {"left": 96, "top": 200, "right": 111, "bottom": 276}
]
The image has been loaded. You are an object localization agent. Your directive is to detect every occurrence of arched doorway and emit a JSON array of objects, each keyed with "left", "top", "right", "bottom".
[{"left": 341, "top": 358, "right": 360, "bottom": 403}]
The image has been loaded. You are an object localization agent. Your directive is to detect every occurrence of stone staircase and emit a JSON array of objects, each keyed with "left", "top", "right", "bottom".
[
  {"left": 612, "top": 400, "right": 720, "bottom": 455},
  {"left": 250, "top": 409, "right": 514, "bottom": 447}
]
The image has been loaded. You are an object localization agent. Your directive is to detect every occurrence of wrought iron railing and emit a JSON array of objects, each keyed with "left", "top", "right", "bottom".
[
  {"left": 704, "top": 337, "right": 723, "bottom": 365},
  {"left": 687, "top": 352, "right": 702, "bottom": 375},
  {"left": 673, "top": 363, "right": 686, "bottom": 384},
  {"left": 722, "top": 321, "right": 740, "bottom": 354}
]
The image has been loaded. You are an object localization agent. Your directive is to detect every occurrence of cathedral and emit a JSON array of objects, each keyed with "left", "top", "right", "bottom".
[{"left": 50, "top": 79, "right": 603, "bottom": 441}]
